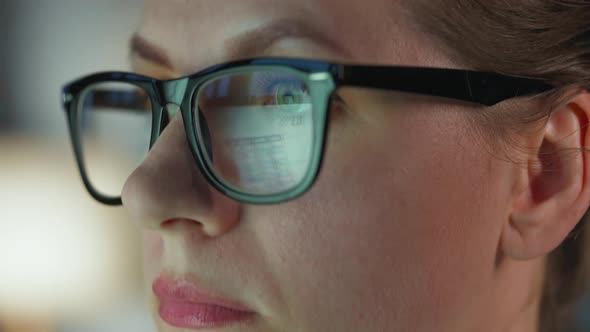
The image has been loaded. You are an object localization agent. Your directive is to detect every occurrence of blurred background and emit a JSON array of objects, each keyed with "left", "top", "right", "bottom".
[
  {"left": 1, "top": 1, "right": 590, "bottom": 332},
  {"left": 0, "top": 0, "right": 156, "bottom": 331}
]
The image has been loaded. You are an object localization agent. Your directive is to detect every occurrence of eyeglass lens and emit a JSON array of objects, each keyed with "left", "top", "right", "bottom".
[
  {"left": 77, "top": 82, "right": 152, "bottom": 198},
  {"left": 194, "top": 70, "right": 315, "bottom": 196},
  {"left": 77, "top": 70, "right": 317, "bottom": 199}
]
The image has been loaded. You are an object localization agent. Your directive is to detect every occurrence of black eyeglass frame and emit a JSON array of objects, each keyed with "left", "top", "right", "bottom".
[{"left": 62, "top": 57, "right": 554, "bottom": 205}]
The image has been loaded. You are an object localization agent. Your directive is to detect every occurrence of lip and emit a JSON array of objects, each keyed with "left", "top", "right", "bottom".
[{"left": 153, "top": 276, "right": 255, "bottom": 329}]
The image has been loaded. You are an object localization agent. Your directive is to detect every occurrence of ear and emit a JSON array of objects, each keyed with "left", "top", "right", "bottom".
[{"left": 501, "top": 90, "right": 590, "bottom": 260}]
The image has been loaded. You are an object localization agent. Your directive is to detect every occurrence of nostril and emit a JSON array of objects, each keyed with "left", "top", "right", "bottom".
[
  {"left": 159, "top": 219, "right": 208, "bottom": 238},
  {"left": 161, "top": 219, "right": 178, "bottom": 228},
  {"left": 160, "top": 218, "right": 204, "bottom": 228}
]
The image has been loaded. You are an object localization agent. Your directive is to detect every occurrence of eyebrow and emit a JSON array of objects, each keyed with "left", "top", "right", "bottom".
[
  {"left": 130, "top": 34, "right": 174, "bottom": 69},
  {"left": 130, "top": 19, "right": 350, "bottom": 71}
]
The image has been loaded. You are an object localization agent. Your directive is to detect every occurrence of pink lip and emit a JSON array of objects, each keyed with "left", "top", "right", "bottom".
[{"left": 153, "top": 276, "right": 255, "bottom": 329}]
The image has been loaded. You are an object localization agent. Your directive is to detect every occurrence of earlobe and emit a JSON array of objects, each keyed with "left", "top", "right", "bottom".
[{"left": 502, "top": 90, "right": 590, "bottom": 260}]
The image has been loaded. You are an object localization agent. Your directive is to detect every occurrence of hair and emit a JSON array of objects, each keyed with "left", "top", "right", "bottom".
[{"left": 407, "top": 1, "right": 590, "bottom": 331}]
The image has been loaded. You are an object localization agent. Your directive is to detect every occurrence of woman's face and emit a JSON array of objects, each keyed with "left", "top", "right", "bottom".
[{"left": 123, "top": 1, "right": 521, "bottom": 331}]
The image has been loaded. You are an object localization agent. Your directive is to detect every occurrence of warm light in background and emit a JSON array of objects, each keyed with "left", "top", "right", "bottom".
[
  {"left": 0, "top": 1, "right": 155, "bottom": 331},
  {"left": 0, "top": 135, "right": 142, "bottom": 322}
]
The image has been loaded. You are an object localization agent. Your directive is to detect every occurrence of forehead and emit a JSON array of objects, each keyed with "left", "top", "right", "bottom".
[{"left": 138, "top": 0, "right": 454, "bottom": 73}]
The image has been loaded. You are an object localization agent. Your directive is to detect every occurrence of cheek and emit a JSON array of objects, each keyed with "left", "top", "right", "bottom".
[{"left": 254, "top": 107, "right": 507, "bottom": 330}]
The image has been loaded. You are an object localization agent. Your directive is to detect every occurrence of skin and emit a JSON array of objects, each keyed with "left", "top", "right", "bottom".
[{"left": 121, "top": 0, "right": 590, "bottom": 331}]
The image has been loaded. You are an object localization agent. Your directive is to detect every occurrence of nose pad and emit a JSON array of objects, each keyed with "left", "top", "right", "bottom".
[
  {"left": 160, "top": 103, "right": 213, "bottom": 165},
  {"left": 160, "top": 107, "right": 170, "bottom": 134},
  {"left": 195, "top": 109, "right": 245, "bottom": 194},
  {"left": 161, "top": 103, "right": 181, "bottom": 135},
  {"left": 122, "top": 102, "right": 242, "bottom": 236},
  {"left": 157, "top": 103, "right": 238, "bottom": 197},
  {"left": 197, "top": 109, "right": 213, "bottom": 161}
]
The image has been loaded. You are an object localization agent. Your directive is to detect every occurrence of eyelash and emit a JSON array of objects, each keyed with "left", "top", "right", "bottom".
[
  {"left": 253, "top": 73, "right": 309, "bottom": 106},
  {"left": 252, "top": 73, "right": 351, "bottom": 124}
]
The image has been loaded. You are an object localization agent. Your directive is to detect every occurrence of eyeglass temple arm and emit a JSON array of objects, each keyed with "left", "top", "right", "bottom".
[{"left": 333, "top": 65, "right": 554, "bottom": 106}]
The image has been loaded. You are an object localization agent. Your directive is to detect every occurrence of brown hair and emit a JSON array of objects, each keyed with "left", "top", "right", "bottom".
[{"left": 407, "top": 1, "right": 590, "bottom": 331}]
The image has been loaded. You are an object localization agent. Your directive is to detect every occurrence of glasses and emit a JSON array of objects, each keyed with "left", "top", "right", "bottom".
[{"left": 61, "top": 57, "right": 553, "bottom": 205}]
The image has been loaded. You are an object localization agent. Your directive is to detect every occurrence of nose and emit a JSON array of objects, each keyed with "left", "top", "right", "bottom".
[{"left": 122, "top": 106, "right": 242, "bottom": 237}]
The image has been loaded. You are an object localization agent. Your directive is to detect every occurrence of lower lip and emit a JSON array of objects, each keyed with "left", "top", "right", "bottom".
[{"left": 158, "top": 298, "right": 254, "bottom": 329}]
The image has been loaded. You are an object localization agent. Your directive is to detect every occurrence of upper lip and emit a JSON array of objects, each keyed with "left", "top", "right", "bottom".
[{"left": 152, "top": 275, "right": 255, "bottom": 313}]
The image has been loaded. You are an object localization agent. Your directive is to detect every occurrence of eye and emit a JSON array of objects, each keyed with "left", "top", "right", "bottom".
[
  {"left": 275, "top": 82, "right": 310, "bottom": 107},
  {"left": 252, "top": 72, "right": 311, "bottom": 111}
]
